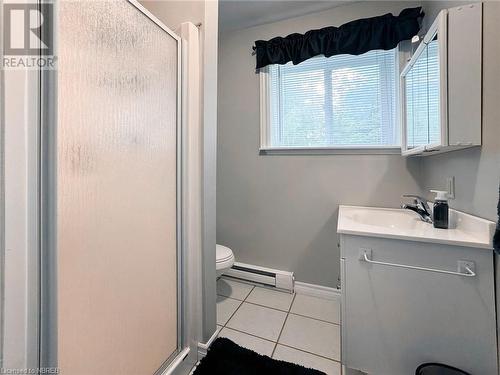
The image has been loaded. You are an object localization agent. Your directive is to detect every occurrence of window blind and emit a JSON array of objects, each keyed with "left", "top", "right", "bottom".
[
  {"left": 404, "top": 39, "right": 441, "bottom": 149},
  {"left": 268, "top": 49, "right": 398, "bottom": 148},
  {"left": 427, "top": 39, "right": 441, "bottom": 144},
  {"left": 405, "top": 46, "right": 429, "bottom": 148}
]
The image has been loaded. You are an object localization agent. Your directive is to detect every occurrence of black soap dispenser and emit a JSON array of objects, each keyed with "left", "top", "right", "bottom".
[{"left": 431, "top": 190, "right": 449, "bottom": 229}]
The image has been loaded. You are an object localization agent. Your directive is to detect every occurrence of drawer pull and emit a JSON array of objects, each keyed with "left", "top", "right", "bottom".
[{"left": 360, "top": 251, "right": 476, "bottom": 277}]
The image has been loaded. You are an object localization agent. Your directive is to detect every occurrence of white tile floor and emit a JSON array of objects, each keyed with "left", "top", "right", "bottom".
[{"left": 216, "top": 277, "right": 342, "bottom": 375}]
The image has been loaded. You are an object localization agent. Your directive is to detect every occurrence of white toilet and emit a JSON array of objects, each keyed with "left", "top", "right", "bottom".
[{"left": 216, "top": 244, "right": 235, "bottom": 278}]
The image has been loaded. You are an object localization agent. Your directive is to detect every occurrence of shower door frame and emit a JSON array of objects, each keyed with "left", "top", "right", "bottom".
[{"left": 37, "top": 1, "right": 191, "bottom": 373}]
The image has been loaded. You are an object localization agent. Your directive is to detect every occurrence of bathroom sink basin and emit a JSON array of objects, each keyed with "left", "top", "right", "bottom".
[
  {"left": 337, "top": 205, "right": 496, "bottom": 249},
  {"left": 347, "top": 208, "right": 423, "bottom": 231}
]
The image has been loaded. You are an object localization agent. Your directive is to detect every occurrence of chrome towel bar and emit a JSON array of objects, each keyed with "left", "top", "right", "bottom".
[{"left": 360, "top": 251, "right": 476, "bottom": 277}]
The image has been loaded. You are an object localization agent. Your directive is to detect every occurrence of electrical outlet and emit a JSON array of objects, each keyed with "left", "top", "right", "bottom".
[{"left": 446, "top": 176, "right": 455, "bottom": 199}]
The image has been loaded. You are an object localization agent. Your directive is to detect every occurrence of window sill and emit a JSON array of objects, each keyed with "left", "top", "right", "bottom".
[{"left": 259, "top": 147, "right": 402, "bottom": 155}]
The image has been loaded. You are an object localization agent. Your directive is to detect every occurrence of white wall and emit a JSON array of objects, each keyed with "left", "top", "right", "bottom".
[
  {"left": 217, "top": 2, "right": 423, "bottom": 288},
  {"left": 420, "top": 0, "right": 500, "bottom": 365},
  {"left": 140, "top": 1, "right": 205, "bottom": 30},
  {"left": 420, "top": 1, "right": 500, "bottom": 222}
]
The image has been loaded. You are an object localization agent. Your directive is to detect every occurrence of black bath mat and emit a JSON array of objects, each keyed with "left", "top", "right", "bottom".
[{"left": 193, "top": 337, "right": 326, "bottom": 375}]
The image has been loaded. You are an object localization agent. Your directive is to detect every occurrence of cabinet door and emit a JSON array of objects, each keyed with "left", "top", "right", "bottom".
[
  {"left": 447, "top": 3, "right": 482, "bottom": 146},
  {"left": 341, "top": 235, "right": 497, "bottom": 374},
  {"left": 401, "top": 10, "right": 447, "bottom": 155}
]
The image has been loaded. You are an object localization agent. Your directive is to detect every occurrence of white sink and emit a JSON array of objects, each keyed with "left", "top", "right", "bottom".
[
  {"left": 337, "top": 205, "right": 496, "bottom": 249},
  {"left": 346, "top": 208, "right": 423, "bottom": 231}
]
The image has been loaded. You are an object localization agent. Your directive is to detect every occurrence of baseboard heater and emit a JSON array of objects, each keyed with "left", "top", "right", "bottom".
[{"left": 224, "top": 262, "right": 295, "bottom": 292}]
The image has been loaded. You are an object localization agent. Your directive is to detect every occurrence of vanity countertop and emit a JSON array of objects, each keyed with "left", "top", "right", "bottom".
[{"left": 337, "top": 205, "right": 496, "bottom": 249}]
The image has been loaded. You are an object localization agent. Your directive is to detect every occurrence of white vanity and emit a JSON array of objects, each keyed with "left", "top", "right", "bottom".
[{"left": 338, "top": 205, "right": 497, "bottom": 374}]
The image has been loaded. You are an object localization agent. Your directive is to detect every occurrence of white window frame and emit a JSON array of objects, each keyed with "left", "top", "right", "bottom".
[{"left": 259, "top": 49, "right": 403, "bottom": 155}]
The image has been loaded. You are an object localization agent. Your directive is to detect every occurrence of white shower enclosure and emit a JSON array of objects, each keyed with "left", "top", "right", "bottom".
[{"left": 35, "top": 1, "right": 192, "bottom": 374}]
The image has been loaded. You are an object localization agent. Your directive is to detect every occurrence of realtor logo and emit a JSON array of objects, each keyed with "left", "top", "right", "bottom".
[{"left": 3, "top": 2, "right": 56, "bottom": 69}]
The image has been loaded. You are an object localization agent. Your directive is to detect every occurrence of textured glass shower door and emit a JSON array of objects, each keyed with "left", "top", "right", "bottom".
[{"left": 54, "top": 1, "right": 180, "bottom": 374}]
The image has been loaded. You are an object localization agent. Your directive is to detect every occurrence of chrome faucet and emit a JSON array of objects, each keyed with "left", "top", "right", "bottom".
[{"left": 401, "top": 194, "right": 433, "bottom": 224}]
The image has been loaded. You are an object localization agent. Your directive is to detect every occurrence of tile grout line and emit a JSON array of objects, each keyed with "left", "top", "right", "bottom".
[
  {"left": 218, "top": 282, "right": 293, "bottom": 299},
  {"left": 218, "top": 326, "right": 277, "bottom": 344},
  {"left": 221, "top": 291, "right": 248, "bottom": 328},
  {"left": 221, "top": 275, "right": 271, "bottom": 289},
  {"left": 219, "top": 285, "right": 340, "bottom": 325},
  {"left": 219, "top": 293, "right": 340, "bottom": 326},
  {"left": 219, "top": 297, "right": 242, "bottom": 328},
  {"left": 271, "top": 293, "right": 297, "bottom": 358},
  {"left": 242, "top": 297, "right": 297, "bottom": 313},
  {"left": 217, "top": 283, "right": 342, "bottom": 364},
  {"left": 276, "top": 342, "right": 342, "bottom": 364},
  {"left": 217, "top": 288, "right": 255, "bottom": 302},
  {"left": 217, "top": 325, "right": 342, "bottom": 364},
  {"left": 287, "top": 311, "right": 341, "bottom": 326},
  {"left": 218, "top": 282, "right": 340, "bottom": 328},
  {"left": 275, "top": 310, "right": 342, "bottom": 363},
  {"left": 220, "top": 285, "right": 255, "bottom": 329},
  {"left": 226, "top": 298, "right": 295, "bottom": 313}
]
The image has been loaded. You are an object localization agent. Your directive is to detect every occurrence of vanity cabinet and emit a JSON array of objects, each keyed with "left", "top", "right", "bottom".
[
  {"left": 400, "top": 3, "right": 482, "bottom": 156},
  {"left": 340, "top": 235, "right": 497, "bottom": 374}
]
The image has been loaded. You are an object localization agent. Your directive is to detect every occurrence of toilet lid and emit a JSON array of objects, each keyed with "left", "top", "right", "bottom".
[{"left": 216, "top": 244, "right": 234, "bottom": 263}]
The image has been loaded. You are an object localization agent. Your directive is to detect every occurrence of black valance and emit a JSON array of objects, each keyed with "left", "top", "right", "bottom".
[{"left": 253, "top": 7, "right": 424, "bottom": 69}]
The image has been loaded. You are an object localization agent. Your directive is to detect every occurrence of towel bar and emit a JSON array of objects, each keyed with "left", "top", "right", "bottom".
[{"left": 360, "top": 251, "right": 476, "bottom": 277}]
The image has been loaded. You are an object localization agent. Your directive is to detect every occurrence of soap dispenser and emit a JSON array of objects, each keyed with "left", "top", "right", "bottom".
[{"left": 431, "top": 190, "right": 449, "bottom": 229}]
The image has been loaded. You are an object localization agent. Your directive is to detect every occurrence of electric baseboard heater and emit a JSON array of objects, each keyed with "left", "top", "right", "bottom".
[{"left": 224, "top": 262, "right": 294, "bottom": 292}]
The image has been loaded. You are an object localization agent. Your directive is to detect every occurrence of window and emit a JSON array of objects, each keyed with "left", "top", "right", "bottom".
[{"left": 260, "top": 49, "right": 399, "bottom": 151}]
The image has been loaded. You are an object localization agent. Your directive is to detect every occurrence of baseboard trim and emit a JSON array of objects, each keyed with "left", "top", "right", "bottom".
[
  {"left": 294, "top": 281, "right": 340, "bottom": 300},
  {"left": 197, "top": 326, "right": 221, "bottom": 359}
]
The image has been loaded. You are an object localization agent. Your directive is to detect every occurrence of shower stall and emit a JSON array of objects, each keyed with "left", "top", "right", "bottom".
[{"left": 2, "top": 1, "right": 205, "bottom": 374}]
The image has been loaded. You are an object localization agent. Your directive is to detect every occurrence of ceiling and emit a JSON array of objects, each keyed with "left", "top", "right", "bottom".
[{"left": 218, "top": 0, "right": 352, "bottom": 33}]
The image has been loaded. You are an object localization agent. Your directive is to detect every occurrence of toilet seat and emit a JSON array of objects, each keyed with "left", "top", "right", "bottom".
[{"left": 216, "top": 244, "right": 235, "bottom": 272}]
